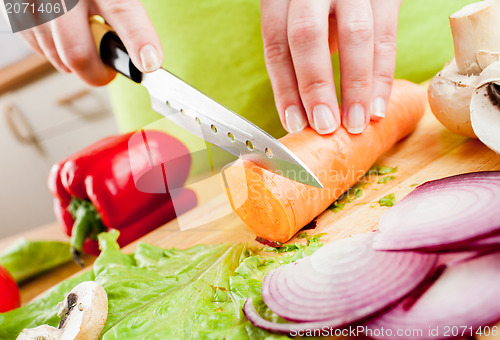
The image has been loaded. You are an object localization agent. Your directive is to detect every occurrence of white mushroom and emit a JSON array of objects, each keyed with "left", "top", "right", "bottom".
[
  {"left": 428, "top": 59, "right": 478, "bottom": 137},
  {"left": 471, "top": 62, "right": 500, "bottom": 153},
  {"left": 17, "top": 281, "right": 107, "bottom": 340},
  {"left": 449, "top": 0, "right": 500, "bottom": 75},
  {"left": 428, "top": 0, "right": 500, "bottom": 142}
]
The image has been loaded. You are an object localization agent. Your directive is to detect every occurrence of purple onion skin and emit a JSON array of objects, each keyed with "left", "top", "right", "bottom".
[
  {"left": 364, "top": 252, "right": 500, "bottom": 340},
  {"left": 374, "top": 171, "right": 500, "bottom": 252},
  {"left": 245, "top": 172, "right": 500, "bottom": 337}
]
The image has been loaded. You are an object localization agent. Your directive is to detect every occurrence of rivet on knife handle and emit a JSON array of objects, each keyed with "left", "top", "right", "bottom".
[{"left": 89, "top": 16, "right": 142, "bottom": 83}]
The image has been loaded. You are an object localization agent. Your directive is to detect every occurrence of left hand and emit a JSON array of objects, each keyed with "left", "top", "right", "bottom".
[{"left": 260, "top": 0, "right": 403, "bottom": 135}]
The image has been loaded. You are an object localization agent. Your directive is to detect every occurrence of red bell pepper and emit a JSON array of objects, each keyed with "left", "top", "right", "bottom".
[
  {"left": 0, "top": 265, "right": 20, "bottom": 313},
  {"left": 48, "top": 130, "right": 197, "bottom": 263}
]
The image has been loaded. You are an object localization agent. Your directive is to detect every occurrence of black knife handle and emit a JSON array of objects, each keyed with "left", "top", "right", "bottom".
[{"left": 89, "top": 16, "right": 142, "bottom": 83}]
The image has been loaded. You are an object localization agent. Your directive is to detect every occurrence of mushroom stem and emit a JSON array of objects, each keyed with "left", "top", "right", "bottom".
[{"left": 450, "top": 0, "right": 500, "bottom": 75}]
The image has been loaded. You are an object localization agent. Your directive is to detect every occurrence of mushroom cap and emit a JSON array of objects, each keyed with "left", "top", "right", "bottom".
[
  {"left": 60, "top": 281, "right": 107, "bottom": 340},
  {"left": 470, "top": 61, "right": 500, "bottom": 153},
  {"left": 428, "top": 59, "right": 478, "bottom": 138},
  {"left": 17, "top": 281, "right": 108, "bottom": 340}
]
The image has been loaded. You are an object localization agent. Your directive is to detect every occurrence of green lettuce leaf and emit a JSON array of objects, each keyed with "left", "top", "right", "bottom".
[{"left": 0, "top": 230, "right": 322, "bottom": 339}]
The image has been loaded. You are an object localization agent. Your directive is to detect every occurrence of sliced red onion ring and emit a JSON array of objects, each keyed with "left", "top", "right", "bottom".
[
  {"left": 414, "top": 232, "right": 500, "bottom": 253},
  {"left": 373, "top": 172, "right": 500, "bottom": 251},
  {"left": 253, "top": 234, "right": 437, "bottom": 328},
  {"left": 364, "top": 252, "right": 500, "bottom": 339},
  {"left": 471, "top": 233, "right": 500, "bottom": 247},
  {"left": 243, "top": 297, "right": 347, "bottom": 334}
]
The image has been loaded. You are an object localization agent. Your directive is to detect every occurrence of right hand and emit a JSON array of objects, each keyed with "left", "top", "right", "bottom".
[{"left": 17, "top": 0, "right": 163, "bottom": 86}]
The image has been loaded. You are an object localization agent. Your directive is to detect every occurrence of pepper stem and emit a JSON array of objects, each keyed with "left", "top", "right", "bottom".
[
  {"left": 70, "top": 206, "right": 93, "bottom": 267},
  {"left": 68, "top": 198, "right": 106, "bottom": 267}
]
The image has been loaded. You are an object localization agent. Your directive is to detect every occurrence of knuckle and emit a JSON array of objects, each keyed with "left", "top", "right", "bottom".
[
  {"left": 300, "top": 78, "right": 330, "bottom": 96},
  {"left": 374, "top": 33, "right": 397, "bottom": 56},
  {"left": 104, "top": 0, "right": 128, "bottom": 16},
  {"left": 374, "top": 72, "right": 394, "bottom": 87},
  {"left": 263, "top": 38, "right": 289, "bottom": 64},
  {"left": 343, "top": 77, "right": 371, "bottom": 91},
  {"left": 288, "top": 18, "right": 323, "bottom": 48},
  {"left": 339, "top": 19, "right": 372, "bottom": 44},
  {"left": 63, "top": 44, "right": 91, "bottom": 70},
  {"left": 104, "top": 0, "right": 146, "bottom": 41}
]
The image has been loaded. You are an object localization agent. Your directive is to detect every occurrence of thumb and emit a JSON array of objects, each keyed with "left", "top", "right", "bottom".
[{"left": 97, "top": 0, "right": 163, "bottom": 73}]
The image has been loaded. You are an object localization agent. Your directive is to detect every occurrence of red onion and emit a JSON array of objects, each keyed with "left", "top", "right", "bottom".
[
  {"left": 245, "top": 234, "right": 437, "bottom": 332},
  {"left": 364, "top": 252, "right": 500, "bottom": 339},
  {"left": 373, "top": 172, "right": 500, "bottom": 252},
  {"left": 470, "top": 233, "right": 500, "bottom": 247}
]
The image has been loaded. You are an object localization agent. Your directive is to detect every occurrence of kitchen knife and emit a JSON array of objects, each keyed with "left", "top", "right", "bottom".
[{"left": 89, "top": 16, "right": 323, "bottom": 188}]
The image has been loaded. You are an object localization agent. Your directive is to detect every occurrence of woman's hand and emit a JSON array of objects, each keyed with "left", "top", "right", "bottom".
[
  {"left": 260, "top": 0, "right": 403, "bottom": 134},
  {"left": 17, "top": 0, "right": 163, "bottom": 86}
]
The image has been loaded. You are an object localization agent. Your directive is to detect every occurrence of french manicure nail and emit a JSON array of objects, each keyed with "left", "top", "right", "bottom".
[
  {"left": 347, "top": 103, "right": 366, "bottom": 134},
  {"left": 372, "top": 97, "right": 386, "bottom": 118},
  {"left": 313, "top": 104, "right": 338, "bottom": 134},
  {"left": 140, "top": 44, "right": 162, "bottom": 72},
  {"left": 285, "top": 105, "right": 308, "bottom": 133}
]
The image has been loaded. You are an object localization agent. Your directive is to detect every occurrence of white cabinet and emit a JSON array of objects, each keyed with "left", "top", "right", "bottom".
[{"left": 0, "top": 71, "right": 118, "bottom": 239}]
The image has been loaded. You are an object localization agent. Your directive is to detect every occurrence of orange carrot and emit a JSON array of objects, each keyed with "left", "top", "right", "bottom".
[{"left": 223, "top": 79, "right": 427, "bottom": 243}]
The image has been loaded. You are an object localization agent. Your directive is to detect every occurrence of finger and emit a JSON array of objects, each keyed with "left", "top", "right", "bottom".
[
  {"left": 261, "top": 0, "right": 308, "bottom": 133},
  {"left": 98, "top": 0, "right": 163, "bottom": 73},
  {"left": 287, "top": 0, "right": 340, "bottom": 135},
  {"left": 370, "top": 0, "right": 402, "bottom": 121},
  {"left": 51, "top": 3, "right": 116, "bottom": 86},
  {"left": 288, "top": 0, "right": 340, "bottom": 135},
  {"left": 17, "top": 30, "right": 43, "bottom": 55},
  {"left": 335, "top": 0, "right": 374, "bottom": 134},
  {"left": 32, "top": 23, "right": 70, "bottom": 73}
]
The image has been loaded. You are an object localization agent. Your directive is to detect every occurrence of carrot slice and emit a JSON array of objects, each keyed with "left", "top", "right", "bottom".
[{"left": 223, "top": 79, "right": 427, "bottom": 243}]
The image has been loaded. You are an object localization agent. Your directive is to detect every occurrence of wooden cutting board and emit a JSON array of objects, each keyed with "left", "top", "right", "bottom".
[
  {"left": 125, "top": 105, "right": 500, "bottom": 252},
  {"left": 122, "top": 102, "right": 500, "bottom": 340},
  {"left": 14, "top": 93, "right": 500, "bottom": 340}
]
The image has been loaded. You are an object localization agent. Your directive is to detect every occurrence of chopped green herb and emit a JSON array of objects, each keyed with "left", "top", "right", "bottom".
[
  {"left": 306, "top": 233, "right": 327, "bottom": 246},
  {"left": 297, "top": 232, "right": 308, "bottom": 239},
  {"left": 367, "top": 165, "right": 398, "bottom": 176},
  {"left": 331, "top": 200, "right": 346, "bottom": 213},
  {"left": 329, "top": 182, "right": 370, "bottom": 213},
  {"left": 410, "top": 183, "right": 419, "bottom": 187},
  {"left": 277, "top": 243, "right": 302, "bottom": 253},
  {"left": 379, "top": 193, "right": 396, "bottom": 207},
  {"left": 355, "top": 188, "right": 363, "bottom": 198},
  {"left": 378, "top": 176, "right": 396, "bottom": 184},
  {"left": 264, "top": 243, "right": 302, "bottom": 253}
]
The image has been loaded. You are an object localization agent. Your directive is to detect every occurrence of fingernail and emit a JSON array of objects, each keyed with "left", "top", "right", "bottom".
[
  {"left": 313, "top": 104, "right": 338, "bottom": 134},
  {"left": 372, "top": 97, "right": 386, "bottom": 118},
  {"left": 285, "top": 106, "right": 308, "bottom": 133},
  {"left": 140, "top": 44, "right": 162, "bottom": 72},
  {"left": 346, "top": 103, "right": 367, "bottom": 134}
]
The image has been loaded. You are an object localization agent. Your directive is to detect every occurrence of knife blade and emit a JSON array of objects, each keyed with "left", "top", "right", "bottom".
[{"left": 90, "top": 16, "right": 323, "bottom": 188}]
